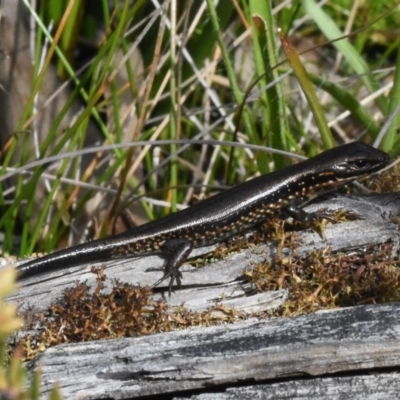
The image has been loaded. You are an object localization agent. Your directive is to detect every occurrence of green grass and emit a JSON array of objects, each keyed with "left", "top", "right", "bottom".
[{"left": 0, "top": 0, "right": 399, "bottom": 256}]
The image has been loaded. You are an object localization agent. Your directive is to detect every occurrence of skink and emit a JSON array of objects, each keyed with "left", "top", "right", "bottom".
[{"left": 16, "top": 142, "right": 390, "bottom": 290}]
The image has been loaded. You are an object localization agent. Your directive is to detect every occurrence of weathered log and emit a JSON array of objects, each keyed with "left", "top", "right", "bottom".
[{"left": 34, "top": 302, "right": 400, "bottom": 399}]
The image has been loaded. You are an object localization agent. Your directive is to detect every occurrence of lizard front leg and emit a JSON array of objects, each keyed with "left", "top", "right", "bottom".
[{"left": 150, "top": 238, "right": 193, "bottom": 294}]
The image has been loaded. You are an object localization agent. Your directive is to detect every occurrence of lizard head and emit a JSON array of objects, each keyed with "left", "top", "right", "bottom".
[{"left": 316, "top": 142, "right": 390, "bottom": 181}]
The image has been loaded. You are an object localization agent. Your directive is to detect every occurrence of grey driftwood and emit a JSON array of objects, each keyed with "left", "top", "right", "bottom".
[
  {"left": 4, "top": 192, "right": 400, "bottom": 399},
  {"left": 34, "top": 303, "right": 400, "bottom": 399}
]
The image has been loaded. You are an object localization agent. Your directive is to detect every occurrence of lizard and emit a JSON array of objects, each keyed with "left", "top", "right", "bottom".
[{"left": 16, "top": 142, "right": 390, "bottom": 292}]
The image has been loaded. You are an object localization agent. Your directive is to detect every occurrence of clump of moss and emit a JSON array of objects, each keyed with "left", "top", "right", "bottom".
[
  {"left": 367, "top": 162, "right": 400, "bottom": 193},
  {"left": 246, "top": 241, "right": 400, "bottom": 317},
  {"left": 21, "top": 267, "right": 240, "bottom": 360}
]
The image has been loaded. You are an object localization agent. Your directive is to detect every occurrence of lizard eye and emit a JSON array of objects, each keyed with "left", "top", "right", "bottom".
[{"left": 349, "top": 159, "right": 371, "bottom": 170}]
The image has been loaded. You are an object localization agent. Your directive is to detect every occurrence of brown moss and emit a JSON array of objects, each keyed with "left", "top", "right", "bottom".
[
  {"left": 19, "top": 266, "right": 241, "bottom": 361},
  {"left": 367, "top": 162, "right": 400, "bottom": 193},
  {"left": 246, "top": 241, "right": 400, "bottom": 317}
]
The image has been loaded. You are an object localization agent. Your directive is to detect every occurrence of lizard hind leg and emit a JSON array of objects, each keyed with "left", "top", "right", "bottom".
[{"left": 150, "top": 238, "right": 193, "bottom": 295}]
